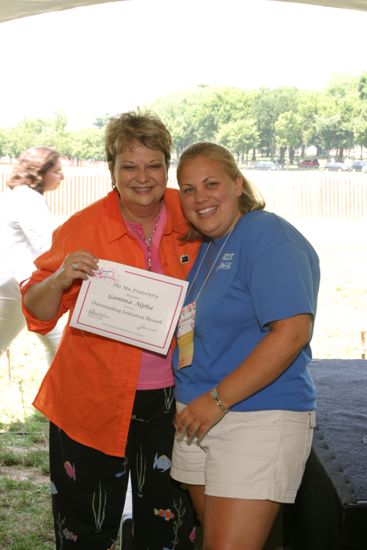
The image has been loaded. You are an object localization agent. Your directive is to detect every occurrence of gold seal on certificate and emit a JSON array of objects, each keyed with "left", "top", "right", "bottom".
[{"left": 70, "top": 259, "right": 188, "bottom": 355}]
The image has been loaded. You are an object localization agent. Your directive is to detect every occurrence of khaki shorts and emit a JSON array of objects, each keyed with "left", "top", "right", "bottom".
[{"left": 171, "top": 405, "right": 316, "bottom": 503}]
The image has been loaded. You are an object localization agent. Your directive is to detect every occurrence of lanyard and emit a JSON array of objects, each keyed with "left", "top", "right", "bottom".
[{"left": 187, "top": 225, "right": 235, "bottom": 303}]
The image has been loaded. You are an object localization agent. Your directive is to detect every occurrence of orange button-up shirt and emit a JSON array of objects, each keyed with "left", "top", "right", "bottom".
[{"left": 21, "top": 189, "right": 199, "bottom": 457}]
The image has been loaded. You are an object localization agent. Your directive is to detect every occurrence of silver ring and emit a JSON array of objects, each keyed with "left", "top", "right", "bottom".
[{"left": 71, "top": 263, "right": 79, "bottom": 271}]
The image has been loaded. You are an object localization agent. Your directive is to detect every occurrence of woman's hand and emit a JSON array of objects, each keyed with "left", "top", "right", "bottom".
[
  {"left": 175, "top": 392, "right": 225, "bottom": 442},
  {"left": 52, "top": 250, "right": 99, "bottom": 291},
  {"left": 24, "top": 250, "right": 98, "bottom": 321}
]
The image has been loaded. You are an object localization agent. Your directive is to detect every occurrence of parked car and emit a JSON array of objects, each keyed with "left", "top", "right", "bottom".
[
  {"left": 252, "top": 160, "right": 281, "bottom": 171},
  {"left": 324, "top": 161, "right": 352, "bottom": 172},
  {"left": 351, "top": 160, "right": 367, "bottom": 172},
  {"left": 298, "top": 158, "right": 319, "bottom": 169}
]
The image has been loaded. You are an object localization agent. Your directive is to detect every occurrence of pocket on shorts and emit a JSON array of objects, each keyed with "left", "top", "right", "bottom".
[{"left": 276, "top": 411, "right": 315, "bottom": 491}]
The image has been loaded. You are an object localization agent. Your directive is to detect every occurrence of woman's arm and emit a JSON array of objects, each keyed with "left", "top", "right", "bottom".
[
  {"left": 24, "top": 250, "right": 98, "bottom": 321},
  {"left": 175, "top": 313, "right": 313, "bottom": 440}
]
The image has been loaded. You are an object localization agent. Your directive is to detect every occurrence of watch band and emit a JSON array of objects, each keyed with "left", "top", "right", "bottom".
[{"left": 211, "top": 387, "right": 229, "bottom": 415}]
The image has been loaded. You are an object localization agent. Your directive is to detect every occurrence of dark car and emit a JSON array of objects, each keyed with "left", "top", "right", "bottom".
[
  {"left": 325, "top": 161, "right": 352, "bottom": 172},
  {"left": 351, "top": 160, "right": 367, "bottom": 172},
  {"left": 252, "top": 160, "right": 281, "bottom": 171},
  {"left": 298, "top": 158, "right": 319, "bottom": 169}
]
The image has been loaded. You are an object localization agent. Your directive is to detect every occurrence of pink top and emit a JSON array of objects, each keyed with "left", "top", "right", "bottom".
[{"left": 126, "top": 205, "right": 174, "bottom": 390}]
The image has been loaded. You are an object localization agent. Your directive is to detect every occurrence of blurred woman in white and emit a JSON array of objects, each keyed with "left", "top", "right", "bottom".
[{"left": 0, "top": 146, "right": 64, "bottom": 365}]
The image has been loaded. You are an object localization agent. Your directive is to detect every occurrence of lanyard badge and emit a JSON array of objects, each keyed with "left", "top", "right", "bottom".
[
  {"left": 176, "top": 223, "right": 236, "bottom": 371},
  {"left": 177, "top": 301, "right": 196, "bottom": 369}
]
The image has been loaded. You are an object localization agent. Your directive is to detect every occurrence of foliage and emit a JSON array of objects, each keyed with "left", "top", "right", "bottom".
[
  {"left": 354, "top": 107, "right": 367, "bottom": 150},
  {"left": 93, "top": 114, "right": 111, "bottom": 129},
  {"left": 217, "top": 118, "right": 259, "bottom": 161},
  {"left": 1, "top": 73, "right": 367, "bottom": 163},
  {"left": 69, "top": 128, "right": 105, "bottom": 161}
]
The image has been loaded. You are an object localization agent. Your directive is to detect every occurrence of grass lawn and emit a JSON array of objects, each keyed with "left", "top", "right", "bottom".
[
  {"left": 1, "top": 216, "right": 366, "bottom": 548},
  {"left": 0, "top": 412, "right": 54, "bottom": 549},
  {"left": 292, "top": 217, "right": 367, "bottom": 359}
]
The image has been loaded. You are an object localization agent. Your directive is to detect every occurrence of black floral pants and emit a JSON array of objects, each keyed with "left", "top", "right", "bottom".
[{"left": 49, "top": 387, "right": 196, "bottom": 549}]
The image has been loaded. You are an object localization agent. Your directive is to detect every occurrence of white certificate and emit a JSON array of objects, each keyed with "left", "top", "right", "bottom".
[{"left": 70, "top": 259, "right": 188, "bottom": 355}]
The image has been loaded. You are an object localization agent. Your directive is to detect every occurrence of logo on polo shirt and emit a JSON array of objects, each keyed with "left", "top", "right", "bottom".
[{"left": 217, "top": 252, "right": 235, "bottom": 270}]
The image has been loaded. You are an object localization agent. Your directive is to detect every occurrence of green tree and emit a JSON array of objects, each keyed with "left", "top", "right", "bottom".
[
  {"left": 36, "top": 112, "right": 72, "bottom": 155},
  {"left": 69, "top": 128, "right": 105, "bottom": 161},
  {"left": 0, "top": 128, "right": 9, "bottom": 157},
  {"left": 94, "top": 114, "right": 111, "bottom": 129},
  {"left": 353, "top": 110, "right": 367, "bottom": 152},
  {"left": 353, "top": 72, "right": 367, "bottom": 154},
  {"left": 5, "top": 119, "right": 44, "bottom": 157},
  {"left": 151, "top": 86, "right": 256, "bottom": 157},
  {"left": 315, "top": 80, "right": 359, "bottom": 158},
  {"left": 2, "top": 73, "right": 367, "bottom": 163},
  {"left": 152, "top": 92, "right": 201, "bottom": 156},
  {"left": 296, "top": 91, "right": 324, "bottom": 158},
  {"left": 216, "top": 119, "right": 259, "bottom": 162},
  {"left": 253, "top": 87, "right": 299, "bottom": 158},
  {"left": 275, "top": 111, "right": 303, "bottom": 164},
  {"left": 4, "top": 113, "right": 72, "bottom": 158}
]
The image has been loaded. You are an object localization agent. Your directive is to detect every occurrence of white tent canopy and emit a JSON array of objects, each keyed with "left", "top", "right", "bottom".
[
  {"left": 0, "top": 0, "right": 122, "bottom": 24},
  {"left": 276, "top": 0, "right": 367, "bottom": 10},
  {"left": 0, "top": 0, "right": 367, "bottom": 24}
]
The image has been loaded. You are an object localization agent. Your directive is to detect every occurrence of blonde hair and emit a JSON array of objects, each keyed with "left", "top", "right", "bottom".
[
  {"left": 7, "top": 146, "right": 61, "bottom": 194},
  {"left": 177, "top": 142, "right": 265, "bottom": 240}
]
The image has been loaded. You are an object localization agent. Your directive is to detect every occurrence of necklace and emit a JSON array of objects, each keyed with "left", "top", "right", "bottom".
[{"left": 131, "top": 220, "right": 160, "bottom": 271}]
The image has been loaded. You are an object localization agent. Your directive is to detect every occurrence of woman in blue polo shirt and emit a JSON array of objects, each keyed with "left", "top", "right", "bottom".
[{"left": 171, "top": 142, "right": 320, "bottom": 550}]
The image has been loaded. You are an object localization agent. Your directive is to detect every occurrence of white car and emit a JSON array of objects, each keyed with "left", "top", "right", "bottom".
[
  {"left": 253, "top": 160, "right": 281, "bottom": 171},
  {"left": 324, "top": 161, "right": 352, "bottom": 172}
]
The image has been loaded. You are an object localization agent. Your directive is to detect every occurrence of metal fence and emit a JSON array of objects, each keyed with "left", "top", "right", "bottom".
[
  {"left": 1, "top": 165, "right": 366, "bottom": 221},
  {"left": 248, "top": 169, "right": 367, "bottom": 219}
]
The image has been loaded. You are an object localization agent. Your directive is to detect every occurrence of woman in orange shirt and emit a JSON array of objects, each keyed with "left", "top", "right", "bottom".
[{"left": 21, "top": 111, "right": 199, "bottom": 549}]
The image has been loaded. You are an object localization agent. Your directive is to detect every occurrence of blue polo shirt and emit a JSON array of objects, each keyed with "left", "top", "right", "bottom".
[{"left": 173, "top": 210, "right": 320, "bottom": 412}]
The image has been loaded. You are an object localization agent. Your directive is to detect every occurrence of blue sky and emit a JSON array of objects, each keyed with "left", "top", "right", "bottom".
[{"left": 0, "top": 0, "right": 366, "bottom": 129}]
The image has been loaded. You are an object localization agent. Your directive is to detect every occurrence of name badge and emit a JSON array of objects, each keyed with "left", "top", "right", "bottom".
[{"left": 177, "top": 301, "right": 196, "bottom": 369}]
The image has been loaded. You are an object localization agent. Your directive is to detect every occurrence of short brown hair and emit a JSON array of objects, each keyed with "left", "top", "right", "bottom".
[
  {"left": 7, "top": 146, "right": 61, "bottom": 194},
  {"left": 105, "top": 110, "right": 172, "bottom": 181}
]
